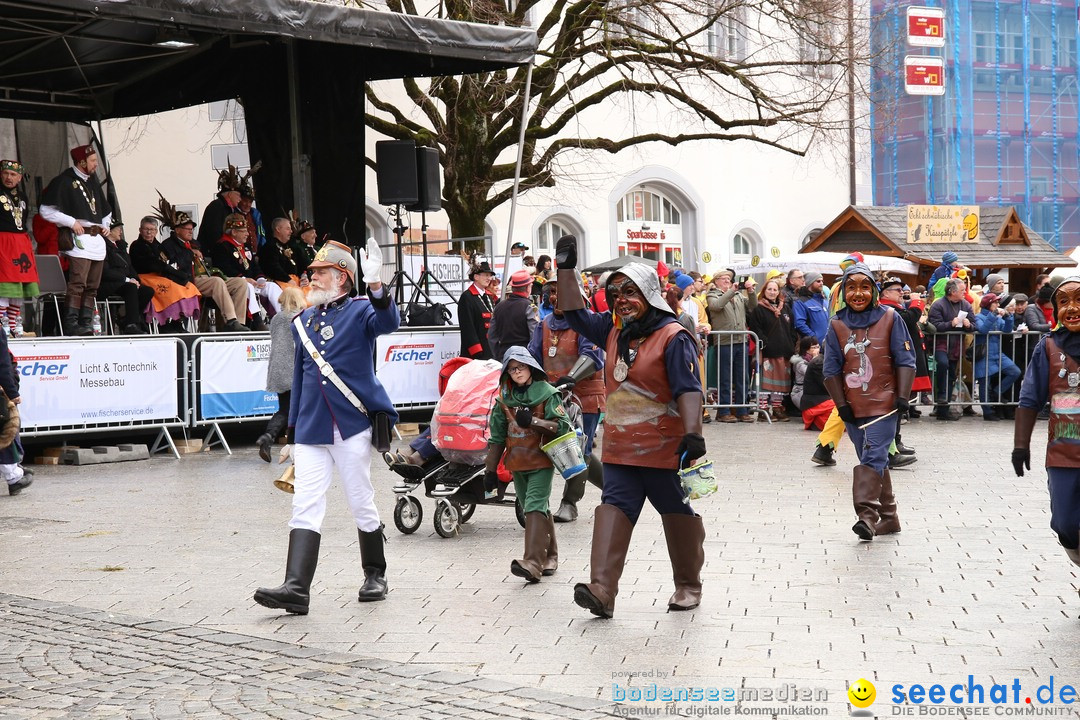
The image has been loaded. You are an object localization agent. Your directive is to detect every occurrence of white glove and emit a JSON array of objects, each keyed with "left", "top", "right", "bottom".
[
  {"left": 278, "top": 444, "right": 292, "bottom": 464},
  {"left": 361, "top": 239, "right": 383, "bottom": 284}
]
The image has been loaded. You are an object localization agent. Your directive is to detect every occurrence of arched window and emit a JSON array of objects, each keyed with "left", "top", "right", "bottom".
[
  {"left": 732, "top": 233, "right": 752, "bottom": 257},
  {"left": 536, "top": 218, "right": 571, "bottom": 255},
  {"left": 616, "top": 187, "right": 684, "bottom": 266}
]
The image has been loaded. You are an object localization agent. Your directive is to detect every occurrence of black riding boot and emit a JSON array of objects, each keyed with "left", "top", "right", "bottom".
[
  {"left": 357, "top": 525, "right": 388, "bottom": 602},
  {"left": 78, "top": 307, "right": 95, "bottom": 335},
  {"left": 63, "top": 307, "right": 89, "bottom": 336},
  {"left": 253, "top": 529, "right": 321, "bottom": 615}
]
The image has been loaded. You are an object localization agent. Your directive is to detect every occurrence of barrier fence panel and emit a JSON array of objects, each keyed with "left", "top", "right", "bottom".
[
  {"left": 924, "top": 329, "right": 1041, "bottom": 414},
  {"left": 11, "top": 336, "right": 189, "bottom": 459},
  {"left": 704, "top": 330, "right": 770, "bottom": 423},
  {"left": 191, "top": 335, "right": 279, "bottom": 454},
  {"left": 375, "top": 326, "right": 462, "bottom": 412}
]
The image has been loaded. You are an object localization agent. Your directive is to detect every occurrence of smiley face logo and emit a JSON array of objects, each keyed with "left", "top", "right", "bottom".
[{"left": 848, "top": 678, "right": 876, "bottom": 709}]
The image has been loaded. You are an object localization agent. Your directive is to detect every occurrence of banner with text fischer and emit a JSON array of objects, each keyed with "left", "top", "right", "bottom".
[
  {"left": 198, "top": 339, "right": 278, "bottom": 419},
  {"left": 375, "top": 329, "right": 461, "bottom": 406},
  {"left": 12, "top": 339, "right": 179, "bottom": 430}
]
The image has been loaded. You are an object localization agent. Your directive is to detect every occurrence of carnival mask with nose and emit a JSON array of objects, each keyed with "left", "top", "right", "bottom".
[
  {"left": 1055, "top": 281, "right": 1080, "bottom": 332},
  {"left": 606, "top": 274, "right": 647, "bottom": 322},
  {"left": 843, "top": 272, "right": 876, "bottom": 313}
]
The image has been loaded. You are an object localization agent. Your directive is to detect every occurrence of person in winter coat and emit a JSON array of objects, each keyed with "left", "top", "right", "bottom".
[
  {"left": 484, "top": 346, "right": 572, "bottom": 583},
  {"left": 257, "top": 287, "right": 307, "bottom": 462},
  {"left": 747, "top": 278, "right": 797, "bottom": 421},
  {"left": 793, "top": 272, "right": 828, "bottom": 343},
  {"left": 706, "top": 271, "right": 756, "bottom": 422},
  {"left": 973, "top": 293, "right": 1022, "bottom": 421},
  {"left": 927, "top": 278, "right": 977, "bottom": 419}
]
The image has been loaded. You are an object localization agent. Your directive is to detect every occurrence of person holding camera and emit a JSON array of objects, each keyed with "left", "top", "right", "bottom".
[
  {"left": 555, "top": 235, "right": 707, "bottom": 618},
  {"left": 973, "top": 293, "right": 1021, "bottom": 421},
  {"left": 706, "top": 270, "right": 757, "bottom": 422},
  {"left": 254, "top": 240, "right": 398, "bottom": 616}
]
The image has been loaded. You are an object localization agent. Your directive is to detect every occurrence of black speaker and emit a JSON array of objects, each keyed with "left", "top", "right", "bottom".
[
  {"left": 375, "top": 140, "right": 418, "bottom": 205},
  {"left": 406, "top": 146, "right": 441, "bottom": 213}
]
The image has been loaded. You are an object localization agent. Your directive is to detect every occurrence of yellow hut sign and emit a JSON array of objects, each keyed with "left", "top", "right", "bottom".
[{"left": 905, "top": 205, "right": 980, "bottom": 244}]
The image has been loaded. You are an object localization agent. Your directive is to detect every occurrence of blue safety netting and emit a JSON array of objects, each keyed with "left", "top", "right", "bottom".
[{"left": 870, "top": 0, "right": 1080, "bottom": 251}]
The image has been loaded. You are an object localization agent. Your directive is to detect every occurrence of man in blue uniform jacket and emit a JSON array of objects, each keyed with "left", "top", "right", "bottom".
[{"left": 255, "top": 239, "right": 399, "bottom": 615}]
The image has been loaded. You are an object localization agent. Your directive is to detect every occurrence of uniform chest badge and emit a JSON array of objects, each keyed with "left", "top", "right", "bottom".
[{"left": 320, "top": 326, "right": 335, "bottom": 341}]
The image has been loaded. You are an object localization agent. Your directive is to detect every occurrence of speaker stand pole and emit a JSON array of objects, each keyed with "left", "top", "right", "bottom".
[{"left": 387, "top": 203, "right": 409, "bottom": 306}]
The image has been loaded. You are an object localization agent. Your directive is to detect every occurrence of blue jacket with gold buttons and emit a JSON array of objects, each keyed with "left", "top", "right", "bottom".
[{"left": 288, "top": 291, "right": 400, "bottom": 444}]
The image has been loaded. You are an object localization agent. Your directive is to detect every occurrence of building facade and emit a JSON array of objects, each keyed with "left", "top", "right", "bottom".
[{"left": 871, "top": 0, "right": 1080, "bottom": 250}]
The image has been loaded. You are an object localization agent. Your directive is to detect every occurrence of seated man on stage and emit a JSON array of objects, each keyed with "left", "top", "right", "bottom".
[
  {"left": 259, "top": 217, "right": 310, "bottom": 310},
  {"left": 210, "top": 213, "right": 271, "bottom": 329}
]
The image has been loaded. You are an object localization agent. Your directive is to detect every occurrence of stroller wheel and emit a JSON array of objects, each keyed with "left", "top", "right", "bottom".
[
  {"left": 393, "top": 496, "right": 423, "bottom": 534},
  {"left": 434, "top": 500, "right": 460, "bottom": 538},
  {"left": 458, "top": 502, "right": 476, "bottom": 524}
]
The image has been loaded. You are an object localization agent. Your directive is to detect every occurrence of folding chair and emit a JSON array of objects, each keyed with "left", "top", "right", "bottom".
[{"left": 34, "top": 255, "right": 67, "bottom": 337}]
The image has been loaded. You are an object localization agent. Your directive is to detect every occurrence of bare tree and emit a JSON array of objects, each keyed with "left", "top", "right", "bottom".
[{"left": 366, "top": 0, "right": 869, "bottom": 239}]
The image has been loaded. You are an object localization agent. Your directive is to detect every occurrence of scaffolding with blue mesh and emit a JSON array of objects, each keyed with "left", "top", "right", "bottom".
[{"left": 870, "top": 0, "right": 1080, "bottom": 250}]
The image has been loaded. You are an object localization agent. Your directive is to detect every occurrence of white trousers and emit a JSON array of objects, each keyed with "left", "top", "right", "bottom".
[
  {"left": 290, "top": 427, "right": 380, "bottom": 533},
  {"left": 260, "top": 282, "right": 283, "bottom": 313}
]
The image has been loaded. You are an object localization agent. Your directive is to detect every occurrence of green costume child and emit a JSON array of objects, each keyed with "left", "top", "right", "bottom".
[{"left": 485, "top": 345, "right": 573, "bottom": 583}]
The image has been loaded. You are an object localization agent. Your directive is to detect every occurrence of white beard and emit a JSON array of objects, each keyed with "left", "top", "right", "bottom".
[{"left": 308, "top": 288, "right": 342, "bottom": 307}]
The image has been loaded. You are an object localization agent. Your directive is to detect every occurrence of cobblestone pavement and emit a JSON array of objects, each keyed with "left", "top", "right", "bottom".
[
  {"left": 0, "top": 594, "right": 613, "bottom": 719},
  {"left": 3, "top": 416, "right": 1080, "bottom": 718}
]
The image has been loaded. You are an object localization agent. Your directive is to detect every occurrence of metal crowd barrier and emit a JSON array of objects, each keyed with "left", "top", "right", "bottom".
[
  {"left": 923, "top": 328, "right": 1043, "bottom": 412},
  {"left": 189, "top": 334, "right": 277, "bottom": 455},
  {"left": 704, "top": 330, "right": 769, "bottom": 422},
  {"left": 13, "top": 336, "right": 190, "bottom": 459}
]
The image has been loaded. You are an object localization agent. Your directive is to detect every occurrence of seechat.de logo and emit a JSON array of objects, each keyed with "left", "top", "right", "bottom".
[{"left": 384, "top": 344, "right": 435, "bottom": 363}]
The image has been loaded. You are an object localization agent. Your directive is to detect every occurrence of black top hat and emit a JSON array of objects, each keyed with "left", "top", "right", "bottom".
[{"left": 469, "top": 259, "right": 495, "bottom": 280}]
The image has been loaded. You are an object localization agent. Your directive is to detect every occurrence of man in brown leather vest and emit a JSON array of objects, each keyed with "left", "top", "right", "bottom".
[
  {"left": 555, "top": 235, "right": 707, "bottom": 618},
  {"left": 822, "top": 263, "right": 915, "bottom": 542},
  {"left": 528, "top": 277, "right": 606, "bottom": 522},
  {"left": 1013, "top": 277, "right": 1080, "bottom": 573}
]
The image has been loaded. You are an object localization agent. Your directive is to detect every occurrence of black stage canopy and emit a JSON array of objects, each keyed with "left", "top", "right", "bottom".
[
  {"left": 1, "top": 0, "right": 537, "bottom": 121},
  {"left": 2, "top": 0, "right": 536, "bottom": 245}
]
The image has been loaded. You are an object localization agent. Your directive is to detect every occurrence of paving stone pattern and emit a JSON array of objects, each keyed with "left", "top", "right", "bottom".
[
  {"left": 3, "top": 418, "right": 1080, "bottom": 718},
  {"left": 0, "top": 594, "right": 615, "bottom": 719}
]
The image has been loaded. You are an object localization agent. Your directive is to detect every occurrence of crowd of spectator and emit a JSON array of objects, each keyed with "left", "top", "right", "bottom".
[{"left": 0, "top": 146, "right": 328, "bottom": 338}]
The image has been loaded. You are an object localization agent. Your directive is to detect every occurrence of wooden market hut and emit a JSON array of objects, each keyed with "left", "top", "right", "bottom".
[{"left": 802, "top": 205, "right": 1075, "bottom": 292}]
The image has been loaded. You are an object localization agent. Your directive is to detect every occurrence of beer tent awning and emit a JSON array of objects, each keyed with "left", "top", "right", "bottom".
[{"left": 0, "top": 0, "right": 538, "bottom": 120}]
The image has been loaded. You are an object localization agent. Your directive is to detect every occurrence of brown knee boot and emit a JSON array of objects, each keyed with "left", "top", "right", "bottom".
[
  {"left": 874, "top": 469, "right": 901, "bottom": 536},
  {"left": 661, "top": 513, "right": 705, "bottom": 611},
  {"left": 852, "top": 464, "right": 883, "bottom": 541},
  {"left": 511, "top": 512, "right": 549, "bottom": 583},
  {"left": 542, "top": 513, "right": 558, "bottom": 576},
  {"left": 573, "top": 504, "right": 634, "bottom": 618}
]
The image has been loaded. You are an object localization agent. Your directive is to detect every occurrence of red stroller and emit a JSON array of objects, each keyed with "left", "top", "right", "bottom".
[{"left": 386, "top": 358, "right": 521, "bottom": 538}]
